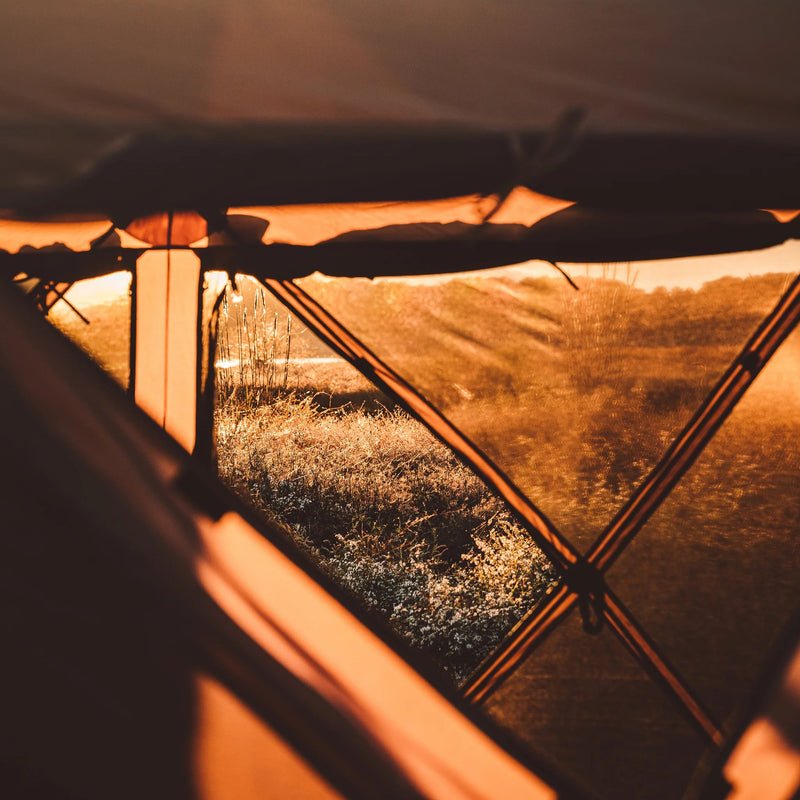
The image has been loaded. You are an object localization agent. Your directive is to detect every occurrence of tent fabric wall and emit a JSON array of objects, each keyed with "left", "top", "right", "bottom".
[{"left": 2, "top": 2, "right": 800, "bottom": 215}]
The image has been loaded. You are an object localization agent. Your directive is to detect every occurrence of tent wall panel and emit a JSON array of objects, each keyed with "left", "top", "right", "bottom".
[{"left": 483, "top": 613, "right": 711, "bottom": 800}]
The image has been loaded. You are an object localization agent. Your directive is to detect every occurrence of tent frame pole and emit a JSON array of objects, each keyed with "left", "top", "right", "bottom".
[{"left": 260, "top": 274, "right": 727, "bottom": 745}]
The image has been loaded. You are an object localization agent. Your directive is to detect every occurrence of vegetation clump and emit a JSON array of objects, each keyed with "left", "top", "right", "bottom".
[{"left": 215, "top": 394, "right": 557, "bottom": 681}]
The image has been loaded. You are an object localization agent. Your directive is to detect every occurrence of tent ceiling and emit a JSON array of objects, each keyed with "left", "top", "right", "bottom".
[
  {"left": 5, "top": 1, "right": 799, "bottom": 133},
  {"left": 2, "top": 1, "right": 800, "bottom": 218},
  {"left": 2, "top": 125, "right": 799, "bottom": 219}
]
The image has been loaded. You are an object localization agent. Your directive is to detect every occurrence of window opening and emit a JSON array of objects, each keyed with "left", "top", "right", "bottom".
[
  {"left": 269, "top": 271, "right": 727, "bottom": 744},
  {"left": 212, "top": 276, "right": 557, "bottom": 682},
  {"left": 28, "top": 271, "right": 132, "bottom": 389}
]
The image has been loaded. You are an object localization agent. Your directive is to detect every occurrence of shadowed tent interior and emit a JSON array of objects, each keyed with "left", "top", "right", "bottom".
[
  {"left": 0, "top": 263, "right": 566, "bottom": 800},
  {"left": 2, "top": 1, "right": 800, "bottom": 799}
]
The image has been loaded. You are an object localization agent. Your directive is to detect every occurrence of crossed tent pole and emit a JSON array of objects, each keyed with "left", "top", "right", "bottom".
[{"left": 259, "top": 269, "right": 800, "bottom": 749}]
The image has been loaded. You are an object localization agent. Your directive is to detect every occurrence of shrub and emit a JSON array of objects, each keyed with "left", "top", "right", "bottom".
[{"left": 215, "top": 393, "right": 557, "bottom": 681}]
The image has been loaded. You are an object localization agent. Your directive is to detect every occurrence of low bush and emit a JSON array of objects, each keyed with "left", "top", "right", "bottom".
[{"left": 215, "top": 393, "right": 557, "bottom": 681}]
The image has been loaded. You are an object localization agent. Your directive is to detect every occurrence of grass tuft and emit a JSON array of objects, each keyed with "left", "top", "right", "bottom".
[{"left": 215, "top": 392, "right": 557, "bottom": 680}]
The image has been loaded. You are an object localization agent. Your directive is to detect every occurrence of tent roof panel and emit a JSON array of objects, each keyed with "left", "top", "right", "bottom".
[
  {"left": 2, "top": 2, "right": 799, "bottom": 217},
  {"left": 4, "top": 0, "right": 799, "bottom": 132},
  {"left": 3, "top": 126, "right": 800, "bottom": 218}
]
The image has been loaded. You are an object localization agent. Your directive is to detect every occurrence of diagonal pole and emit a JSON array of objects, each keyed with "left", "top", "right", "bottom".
[
  {"left": 462, "top": 271, "right": 800, "bottom": 717},
  {"left": 259, "top": 267, "right": 799, "bottom": 748},
  {"left": 603, "top": 589, "right": 724, "bottom": 745},
  {"left": 263, "top": 276, "right": 580, "bottom": 570},
  {"left": 462, "top": 584, "right": 577, "bottom": 704},
  {"left": 588, "top": 271, "right": 800, "bottom": 571}
]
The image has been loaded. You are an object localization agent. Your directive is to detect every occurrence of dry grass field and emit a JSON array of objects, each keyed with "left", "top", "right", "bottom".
[
  {"left": 213, "top": 271, "right": 800, "bottom": 689},
  {"left": 215, "top": 392, "right": 557, "bottom": 680}
]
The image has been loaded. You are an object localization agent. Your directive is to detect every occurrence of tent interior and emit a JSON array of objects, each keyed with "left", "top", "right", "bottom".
[
  {"left": 3, "top": 194, "right": 800, "bottom": 800},
  {"left": 2, "top": 2, "right": 800, "bottom": 799}
]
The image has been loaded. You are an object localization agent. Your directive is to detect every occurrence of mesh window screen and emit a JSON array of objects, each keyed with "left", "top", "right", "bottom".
[
  {"left": 482, "top": 611, "right": 710, "bottom": 800},
  {"left": 609, "top": 326, "right": 800, "bottom": 728},
  {"left": 292, "top": 254, "right": 799, "bottom": 799},
  {"left": 296, "top": 261, "right": 794, "bottom": 552}
]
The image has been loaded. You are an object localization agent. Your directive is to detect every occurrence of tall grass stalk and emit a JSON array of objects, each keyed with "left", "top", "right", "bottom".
[
  {"left": 561, "top": 263, "right": 638, "bottom": 392},
  {"left": 216, "top": 283, "right": 293, "bottom": 405}
]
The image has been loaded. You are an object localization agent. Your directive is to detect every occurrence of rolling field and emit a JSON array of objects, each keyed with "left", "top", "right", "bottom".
[{"left": 214, "top": 271, "right": 800, "bottom": 692}]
